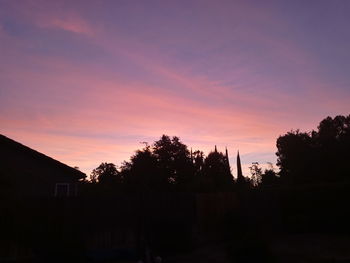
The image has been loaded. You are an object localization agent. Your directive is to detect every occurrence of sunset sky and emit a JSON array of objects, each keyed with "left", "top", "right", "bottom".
[{"left": 1, "top": 0, "right": 349, "bottom": 176}]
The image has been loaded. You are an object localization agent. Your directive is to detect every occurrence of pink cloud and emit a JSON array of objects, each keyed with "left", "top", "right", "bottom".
[
  {"left": 3, "top": 1, "right": 94, "bottom": 36},
  {"left": 1, "top": 1, "right": 348, "bottom": 175},
  {"left": 45, "top": 17, "right": 94, "bottom": 36}
]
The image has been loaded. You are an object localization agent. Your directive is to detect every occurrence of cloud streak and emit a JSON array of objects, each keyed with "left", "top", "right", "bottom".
[{"left": 1, "top": 1, "right": 349, "bottom": 175}]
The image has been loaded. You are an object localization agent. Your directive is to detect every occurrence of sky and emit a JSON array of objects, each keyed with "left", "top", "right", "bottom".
[{"left": 1, "top": 0, "right": 349, "bottom": 177}]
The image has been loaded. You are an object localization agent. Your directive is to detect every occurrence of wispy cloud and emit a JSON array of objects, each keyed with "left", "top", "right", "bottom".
[
  {"left": 44, "top": 17, "right": 94, "bottom": 36},
  {"left": 1, "top": 0, "right": 349, "bottom": 175}
]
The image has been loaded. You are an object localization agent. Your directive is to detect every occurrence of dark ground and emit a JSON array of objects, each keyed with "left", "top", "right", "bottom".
[{"left": 166, "top": 234, "right": 350, "bottom": 263}]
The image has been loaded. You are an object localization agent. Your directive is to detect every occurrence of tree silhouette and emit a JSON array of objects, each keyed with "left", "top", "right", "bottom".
[
  {"left": 249, "top": 162, "right": 262, "bottom": 187},
  {"left": 90, "top": 162, "right": 121, "bottom": 184},
  {"left": 121, "top": 145, "right": 162, "bottom": 191},
  {"left": 260, "top": 169, "right": 279, "bottom": 187},
  {"left": 192, "top": 150, "right": 204, "bottom": 174},
  {"left": 202, "top": 150, "right": 233, "bottom": 191},
  {"left": 315, "top": 115, "right": 350, "bottom": 182},
  {"left": 153, "top": 135, "right": 193, "bottom": 189},
  {"left": 276, "top": 130, "right": 314, "bottom": 184},
  {"left": 276, "top": 114, "right": 350, "bottom": 184},
  {"left": 119, "top": 135, "right": 195, "bottom": 191}
]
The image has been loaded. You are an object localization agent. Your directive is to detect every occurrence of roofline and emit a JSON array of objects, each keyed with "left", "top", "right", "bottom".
[{"left": 0, "top": 134, "right": 86, "bottom": 179}]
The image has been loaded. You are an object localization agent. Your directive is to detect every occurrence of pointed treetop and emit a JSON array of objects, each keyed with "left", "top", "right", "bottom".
[
  {"left": 214, "top": 145, "right": 217, "bottom": 153},
  {"left": 225, "top": 146, "right": 231, "bottom": 171},
  {"left": 237, "top": 150, "right": 244, "bottom": 180}
]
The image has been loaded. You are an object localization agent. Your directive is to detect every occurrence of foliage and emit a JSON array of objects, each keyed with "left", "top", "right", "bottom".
[
  {"left": 121, "top": 145, "right": 161, "bottom": 191},
  {"left": 276, "top": 114, "right": 350, "bottom": 184},
  {"left": 260, "top": 169, "right": 279, "bottom": 186},
  {"left": 276, "top": 130, "right": 313, "bottom": 184},
  {"left": 90, "top": 162, "right": 121, "bottom": 184},
  {"left": 249, "top": 162, "right": 262, "bottom": 187},
  {"left": 152, "top": 135, "right": 193, "bottom": 188},
  {"left": 202, "top": 150, "right": 233, "bottom": 191},
  {"left": 192, "top": 150, "right": 204, "bottom": 175},
  {"left": 87, "top": 131, "right": 301, "bottom": 192},
  {"left": 119, "top": 135, "right": 234, "bottom": 192}
]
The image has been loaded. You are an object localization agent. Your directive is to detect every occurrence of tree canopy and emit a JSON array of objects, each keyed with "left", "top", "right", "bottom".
[
  {"left": 152, "top": 135, "right": 193, "bottom": 188},
  {"left": 87, "top": 113, "right": 350, "bottom": 193},
  {"left": 201, "top": 150, "right": 233, "bottom": 191},
  {"left": 90, "top": 162, "right": 121, "bottom": 184},
  {"left": 90, "top": 135, "right": 236, "bottom": 192},
  {"left": 276, "top": 114, "right": 350, "bottom": 184}
]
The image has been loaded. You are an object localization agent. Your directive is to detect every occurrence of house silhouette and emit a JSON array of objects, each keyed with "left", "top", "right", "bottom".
[{"left": 0, "top": 134, "right": 86, "bottom": 197}]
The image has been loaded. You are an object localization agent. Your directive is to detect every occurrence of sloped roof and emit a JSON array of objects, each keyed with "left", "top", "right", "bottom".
[{"left": 0, "top": 134, "right": 86, "bottom": 180}]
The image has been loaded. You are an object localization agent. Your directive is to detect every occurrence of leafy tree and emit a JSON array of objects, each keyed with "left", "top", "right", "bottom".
[
  {"left": 192, "top": 150, "right": 204, "bottom": 175},
  {"left": 276, "top": 114, "right": 350, "bottom": 184},
  {"left": 121, "top": 145, "right": 162, "bottom": 191},
  {"left": 317, "top": 115, "right": 350, "bottom": 142},
  {"left": 90, "top": 162, "right": 121, "bottom": 184},
  {"left": 249, "top": 162, "right": 262, "bottom": 187},
  {"left": 315, "top": 115, "right": 350, "bottom": 181},
  {"left": 202, "top": 150, "right": 233, "bottom": 191},
  {"left": 261, "top": 169, "right": 279, "bottom": 187},
  {"left": 153, "top": 135, "right": 193, "bottom": 189},
  {"left": 276, "top": 130, "right": 314, "bottom": 184},
  {"left": 119, "top": 135, "right": 195, "bottom": 191}
]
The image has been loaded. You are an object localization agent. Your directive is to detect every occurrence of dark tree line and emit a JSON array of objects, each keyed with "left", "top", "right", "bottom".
[
  {"left": 90, "top": 135, "right": 236, "bottom": 192},
  {"left": 89, "top": 114, "right": 350, "bottom": 192},
  {"left": 276, "top": 114, "right": 350, "bottom": 185}
]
